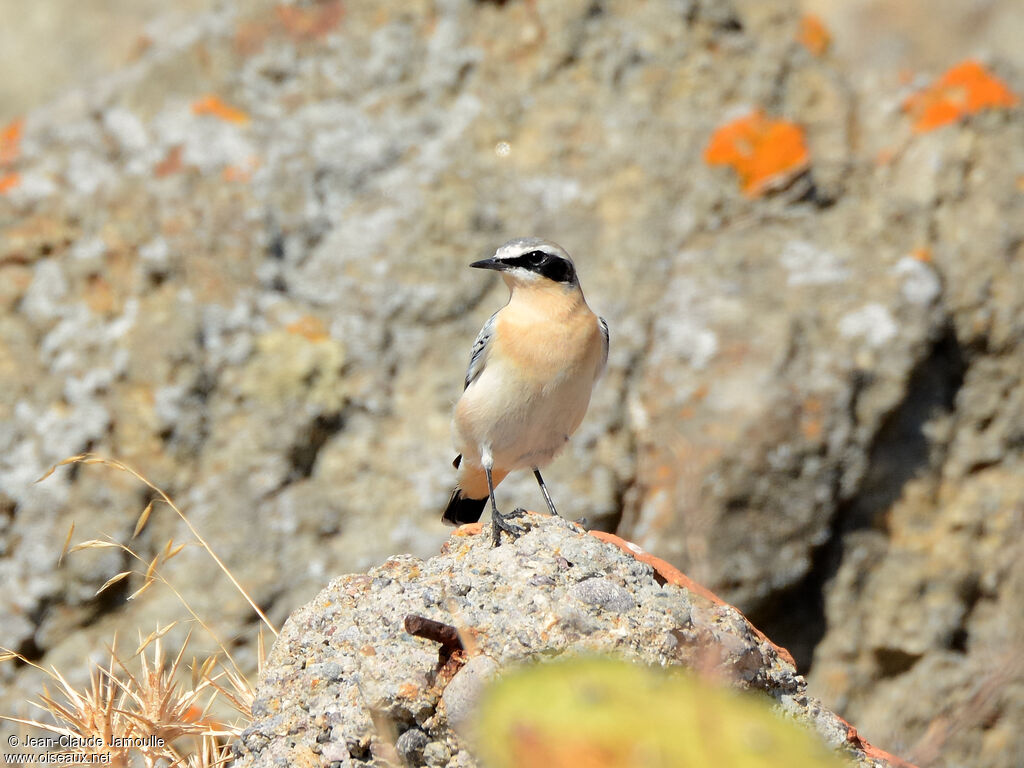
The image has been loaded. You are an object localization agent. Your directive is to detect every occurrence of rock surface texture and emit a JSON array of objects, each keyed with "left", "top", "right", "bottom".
[
  {"left": 0, "top": 1, "right": 1021, "bottom": 766},
  {"left": 232, "top": 517, "right": 901, "bottom": 768}
]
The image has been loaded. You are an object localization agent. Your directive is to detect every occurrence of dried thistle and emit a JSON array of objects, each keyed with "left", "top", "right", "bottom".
[
  {"left": 0, "top": 453, "right": 274, "bottom": 765},
  {"left": 113, "top": 631, "right": 211, "bottom": 747},
  {"left": 2, "top": 647, "right": 130, "bottom": 767}
]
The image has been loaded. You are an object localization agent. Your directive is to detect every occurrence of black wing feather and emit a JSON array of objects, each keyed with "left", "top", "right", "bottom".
[
  {"left": 465, "top": 310, "right": 498, "bottom": 389},
  {"left": 598, "top": 316, "right": 610, "bottom": 376}
]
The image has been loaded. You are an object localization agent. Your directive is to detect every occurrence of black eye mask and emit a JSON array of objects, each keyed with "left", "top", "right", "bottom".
[{"left": 506, "top": 251, "right": 577, "bottom": 284}]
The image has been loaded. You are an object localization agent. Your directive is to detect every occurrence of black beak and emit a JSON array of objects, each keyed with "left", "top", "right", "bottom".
[{"left": 469, "top": 257, "right": 507, "bottom": 272}]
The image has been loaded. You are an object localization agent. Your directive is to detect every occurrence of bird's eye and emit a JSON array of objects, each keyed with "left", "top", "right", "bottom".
[{"left": 522, "top": 250, "right": 547, "bottom": 266}]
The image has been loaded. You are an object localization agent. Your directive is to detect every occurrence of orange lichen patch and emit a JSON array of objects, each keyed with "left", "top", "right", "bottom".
[
  {"left": 235, "top": 19, "right": 272, "bottom": 56},
  {"left": 800, "top": 396, "right": 824, "bottom": 440},
  {"left": 85, "top": 275, "right": 116, "bottom": 314},
  {"left": 444, "top": 520, "right": 798, "bottom": 668},
  {"left": 588, "top": 531, "right": 722, "bottom": 607},
  {"left": 191, "top": 94, "right": 250, "bottom": 124},
  {"left": 223, "top": 156, "right": 260, "bottom": 183},
  {"left": 276, "top": 0, "right": 344, "bottom": 42},
  {"left": 704, "top": 110, "right": 810, "bottom": 197},
  {"left": 797, "top": 14, "right": 830, "bottom": 57},
  {"left": 801, "top": 418, "right": 822, "bottom": 440},
  {"left": 904, "top": 60, "right": 1019, "bottom": 133},
  {"left": 128, "top": 33, "right": 154, "bottom": 62},
  {"left": 511, "top": 727, "right": 622, "bottom": 768},
  {"left": 287, "top": 315, "right": 330, "bottom": 341},
  {"left": 452, "top": 522, "right": 484, "bottom": 537},
  {"left": 154, "top": 145, "right": 184, "bottom": 177},
  {"left": 0, "top": 172, "right": 20, "bottom": 194},
  {"left": 0, "top": 118, "right": 23, "bottom": 166},
  {"left": 875, "top": 147, "right": 897, "bottom": 166},
  {"left": 588, "top": 530, "right": 797, "bottom": 669},
  {"left": 398, "top": 682, "right": 419, "bottom": 699},
  {"left": 911, "top": 247, "right": 933, "bottom": 263},
  {"left": 836, "top": 714, "right": 922, "bottom": 768}
]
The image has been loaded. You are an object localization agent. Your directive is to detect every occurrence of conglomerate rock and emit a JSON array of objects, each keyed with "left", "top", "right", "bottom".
[
  {"left": 231, "top": 516, "right": 900, "bottom": 768},
  {"left": 0, "top": 1, "right": 1021, "bottom": 766}
]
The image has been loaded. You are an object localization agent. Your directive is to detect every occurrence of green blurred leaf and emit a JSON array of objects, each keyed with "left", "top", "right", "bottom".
[{"left": 471, "top": 657, "right": 849, "bottom": 768}]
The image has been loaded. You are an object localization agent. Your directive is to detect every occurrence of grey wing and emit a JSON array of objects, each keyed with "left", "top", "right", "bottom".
[
  {"left": 597, "top": 316, "right": 609, "bottom": 377},
  {"left": 464, "top": 310, "right": 498, "bottom": 389}
]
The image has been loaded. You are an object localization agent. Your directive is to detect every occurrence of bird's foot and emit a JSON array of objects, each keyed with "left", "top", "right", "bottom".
[
  {"left": 491, "top": 507, "right": 529, "bottom": 547},
  {"left": 574, "top": 516, "right": 589, "bottom": 530}
]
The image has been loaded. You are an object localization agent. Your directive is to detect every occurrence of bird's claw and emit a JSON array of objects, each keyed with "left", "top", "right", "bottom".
[{"left": 491, "top": 507, "right": 529, "bottom": 547}]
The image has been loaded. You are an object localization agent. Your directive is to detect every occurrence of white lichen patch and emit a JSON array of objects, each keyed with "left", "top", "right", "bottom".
[
  {"left": 650, "top": 275, "right": 719, "bottom": 371},
  {"left": 8, "top": 169, "right": 58, "bottom": 203},
  {"left": 153, "top": 104, "right": 256, "bottom": 175},
  {"left": 103, "top": 107, "right": 150, "bottom": 154},
  {"left": 139, "top": 236, "right": 171, "bottom": 271},
  {"left": 200, "top": 299, "right": 259, "bottom": 368},
  {"left": 520, "top": 176, "right": 587, "bottom": 210},
  {"left": 838, "top": 303, "right": 898, "bottom": 347},
  {"left": 893, "top": 256, "right": 941, "bottom": 305},
  {"left": 71, "top": 235, "right": 107, "bottom": 265},
  {"left": 65, "top": 149, "right": 117, "bottom": 196},
  {"left": 21, "top": 259, "right": 69, "bottom": 324},
  {"left": 780, "top": 240, "right": 851, "bottom": 286}
]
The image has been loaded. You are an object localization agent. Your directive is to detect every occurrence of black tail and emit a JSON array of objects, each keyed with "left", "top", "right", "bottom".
[{"left": 441, "top": 488, "right": 487, "bottom": 526}]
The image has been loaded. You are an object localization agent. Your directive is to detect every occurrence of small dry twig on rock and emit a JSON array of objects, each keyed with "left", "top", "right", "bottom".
[
  {"left": 404, "top": 615, "right": 469, "bottom": 690},
  {"left": 404, "top": 615, "right": 463, "bottom": 654}
]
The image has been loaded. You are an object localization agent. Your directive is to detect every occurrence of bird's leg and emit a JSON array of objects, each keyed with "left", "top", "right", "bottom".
[
  {"left": 484, "top": 458, "right": 526, "bottom": 547},
  {"left": 532, "top": 468, "right": 559, "bottom": 517},
  {"left": 485, "top": 463, "right": 500, "bottom": 546}
]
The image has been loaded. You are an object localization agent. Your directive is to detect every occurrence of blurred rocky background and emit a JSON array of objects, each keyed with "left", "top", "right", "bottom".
[{"left": 0, "top": 1, "right": 1021, "bottom": 767}]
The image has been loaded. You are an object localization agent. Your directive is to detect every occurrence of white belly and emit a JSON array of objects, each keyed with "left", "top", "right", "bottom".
[{"left": 454, "top": 357, "right": 596, "bottom": 471}]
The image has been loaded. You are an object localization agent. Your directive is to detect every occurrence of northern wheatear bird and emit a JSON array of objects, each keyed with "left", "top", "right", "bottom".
[{"left": 442, "top": 238, "right": 609, "bottom": 545}]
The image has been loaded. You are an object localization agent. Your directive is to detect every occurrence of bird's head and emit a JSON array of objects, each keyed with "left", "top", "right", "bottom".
[{"left": 470, "top": 238, "right": 578, "bottom": 291}]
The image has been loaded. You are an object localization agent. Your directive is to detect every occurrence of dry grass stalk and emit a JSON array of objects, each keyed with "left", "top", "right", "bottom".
[
  {"left": 36, "top": 453, "right": 278, "bottom": 637},
  {"left": 2, "top": 633, "right": 250, "bottom": 767},
  {"left": 1, "top": 453, "right": 274, "bottom": 765}
]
